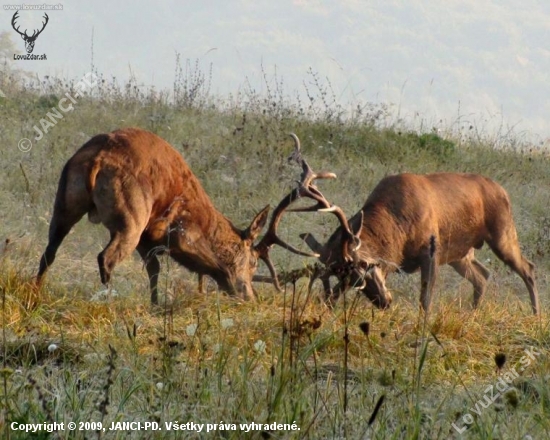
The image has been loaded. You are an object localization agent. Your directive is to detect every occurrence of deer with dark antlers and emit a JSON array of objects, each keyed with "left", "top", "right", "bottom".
[
  {"left": 36, "top": 128, "right": 270, "bottom": 304},
  {"left": 11, "top": 11, "right": 49, "bottom": 54},
  {"left": 252, "top": 133, "right": 362, "bottom": 289},
  {"left": 259, "top": 134, "right": 540, "bottom": 315}
]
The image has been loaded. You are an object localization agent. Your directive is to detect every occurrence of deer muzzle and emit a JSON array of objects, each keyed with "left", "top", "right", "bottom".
[{"left": 356, "top": 265, "right": 392, "bottom": 310}]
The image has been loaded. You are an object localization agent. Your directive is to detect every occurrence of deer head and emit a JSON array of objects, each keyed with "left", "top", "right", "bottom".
[
  {"left": 12, "top": 12, "right": 49, "bottom": 54},
  {"left": 300, "top": 219, "right": 393, "bottom": 309}
]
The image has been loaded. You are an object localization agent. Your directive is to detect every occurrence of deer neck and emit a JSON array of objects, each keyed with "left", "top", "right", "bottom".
[
  {"left": 182, "top": 195, "right": 243, "bottom": 271},
  {"left": 359, "top": 207, "right": 406, "bottom": 266},
  {"left": 207, "top": 211, "right": 242, "bottom": 259}
]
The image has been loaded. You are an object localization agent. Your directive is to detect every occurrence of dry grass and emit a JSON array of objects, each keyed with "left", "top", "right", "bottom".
[{"left": 1, "top": 251, "right": 549, "bottom": 439}]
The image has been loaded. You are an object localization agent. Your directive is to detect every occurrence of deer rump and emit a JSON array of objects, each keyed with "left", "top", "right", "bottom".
[
  {"left": 36, "top": 128, "right": 270, "bottom": 304},
  {"left": 302, "top": 172, "right": 540, "bottom": 315}
]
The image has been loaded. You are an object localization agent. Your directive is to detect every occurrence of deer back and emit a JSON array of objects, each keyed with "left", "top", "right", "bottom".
[{"left": 348, "top": 173, "right": 512, "bottom": 268}]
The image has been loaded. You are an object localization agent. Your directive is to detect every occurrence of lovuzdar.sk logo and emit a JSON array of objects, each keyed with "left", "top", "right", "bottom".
[{"left": 11, "top": 11, "right": 49, "bottom": 60}]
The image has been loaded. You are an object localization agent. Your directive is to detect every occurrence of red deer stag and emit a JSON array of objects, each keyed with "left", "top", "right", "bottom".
[
  {"left": 36, "top": 128, "right": 270, "bottom": 304},
  {"left": 261, "top": 134, "right": 541, "bottom": 315}
]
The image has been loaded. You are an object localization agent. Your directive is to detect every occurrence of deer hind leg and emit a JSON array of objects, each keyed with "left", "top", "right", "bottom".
[
  {"left": 137, "top": 245, "right": 161, "bottom": 305},
  {"left": 37, "top": 169, "right": 91, "bottom": 284},
  {"left": 98, "top": 227, "right": 143, "bottom": 289},
  {"left": 37, "top": 208, "right": 86, "bottom": 284},
  {"left": 449, "top": 249, "right": 490, "bottom": 308},
  {"left": 487, "top": 229, "right": 540, "bottom": 315},
  {"left": 93, "top": 172, "right": 152, "bottom": 295}
]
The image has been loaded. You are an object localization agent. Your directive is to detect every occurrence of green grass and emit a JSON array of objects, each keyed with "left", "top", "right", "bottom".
[{"left": 0, "top": 62, "right": 549, "bottom": 439}]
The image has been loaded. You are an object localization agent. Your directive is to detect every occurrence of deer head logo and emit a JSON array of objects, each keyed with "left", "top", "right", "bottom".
[{"left": 11, "top": 11, "right": 49, "bottom": 54}]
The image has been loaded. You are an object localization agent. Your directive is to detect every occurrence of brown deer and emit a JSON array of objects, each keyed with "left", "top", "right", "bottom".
[
  {"left": 261, "top": 134, "right": 541, "bottom": 315},
  {"left": 36, "top": 128, "right": 270, "bottom": 304}
]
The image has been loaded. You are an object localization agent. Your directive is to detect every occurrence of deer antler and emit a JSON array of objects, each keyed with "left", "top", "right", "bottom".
[
  {"left": 33, "top": 14, "right": 49, "bottom": 38},
  {"left": 11, "top": 12, "right": 48, "bottom": 41},
  {"left": 11, "top": 11, "right": 25, "bottom": 38},
  {"left": 255, "top": 133, "right": 361, "bottom": 290},
  {"left": 286, "top": 133, "right": 361, "bottom": 257}
]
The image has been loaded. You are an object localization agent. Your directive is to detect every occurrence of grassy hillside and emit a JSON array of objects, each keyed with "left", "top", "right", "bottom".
[{"left": 0, "top": 66, "right": 549, "bottom": 439}]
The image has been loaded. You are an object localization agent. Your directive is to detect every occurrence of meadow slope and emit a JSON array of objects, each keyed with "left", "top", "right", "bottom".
[{"left": 0, "top": 72, "right": 549, "bottom": 439}]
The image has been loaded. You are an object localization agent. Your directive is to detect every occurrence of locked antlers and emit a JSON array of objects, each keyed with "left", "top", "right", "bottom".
[{"left": 254, "top": 133, "right": 361, "bottom": 290}]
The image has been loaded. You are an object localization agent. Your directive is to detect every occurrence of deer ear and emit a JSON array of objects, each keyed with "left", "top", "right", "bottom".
[
  {"left": 244, "top": 205, "right": 270, "bottom": 242},
  {"left": 350, "top": 212, "right": 363, "bottom": 236}
]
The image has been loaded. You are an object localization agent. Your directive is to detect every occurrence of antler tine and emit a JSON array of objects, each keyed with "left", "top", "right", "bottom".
[
  {"left": 11, "top": 11, "right": 25, "bottom": 36},
  {"left": 33, "top": 13, "right": 49, "bottom": 38},
  {"left": 287, "top": 133, "right": 310, "bottom": 181},
  {"left": 288, "top": 133, "right": 337, "bottom": 186},
  {"left": 38, "top": 13, "right": 49, "bottom": 34},
  {"left": 286, "top": 133, "right": 340, "bottom": 214}
]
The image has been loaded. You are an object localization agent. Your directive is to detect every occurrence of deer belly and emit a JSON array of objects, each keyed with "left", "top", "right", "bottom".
[{"left": 438, "top": 244, "right": 479, "bottom": 264}]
